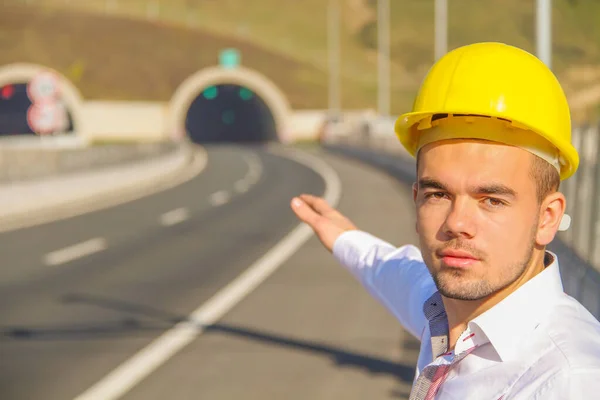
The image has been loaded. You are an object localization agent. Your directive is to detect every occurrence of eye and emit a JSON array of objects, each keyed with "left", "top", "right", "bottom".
[
  {"left": 424, "top": 191, "right": 447, "bottom": 200},
  {"left": 484, "top": 197, "right": 505, "bottom": 207}
]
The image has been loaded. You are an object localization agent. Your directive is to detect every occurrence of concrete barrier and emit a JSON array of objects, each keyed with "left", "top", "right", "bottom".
[
  {"left": 82, "top": 101, "right": 168, "bottom": 142},
  {"left": 0, "top": 139, "right": 180, "bottom": 183}
]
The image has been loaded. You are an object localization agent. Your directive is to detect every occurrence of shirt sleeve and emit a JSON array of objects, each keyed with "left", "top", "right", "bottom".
[{"left": 332, "top": 230, "right": 437, "bottom": 340}]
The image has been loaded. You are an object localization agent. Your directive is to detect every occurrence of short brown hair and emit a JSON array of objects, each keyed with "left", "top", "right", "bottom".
[{"left": 530, "top": 155, "right": 560, "bottom": 204}]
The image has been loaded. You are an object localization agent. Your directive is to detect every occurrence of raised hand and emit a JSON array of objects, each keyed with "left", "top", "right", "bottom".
[{"left": 290, "top": 194, "right": 357, "bottom": 252}]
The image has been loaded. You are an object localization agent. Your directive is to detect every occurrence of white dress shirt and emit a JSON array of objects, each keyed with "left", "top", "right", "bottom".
[{"left": 332, "top": 230, "right": 600, "bottom": 399}]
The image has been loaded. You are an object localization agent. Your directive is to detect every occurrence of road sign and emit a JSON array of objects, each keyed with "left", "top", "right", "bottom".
[
  {"left": 27, "top": 70, "right": 60, "bottom": 103},
  {"left": 219, "top": 48, "right": 240, "bottom": 69},
  {"left": 27, "top": 102, "right": 67, "bottom": 135}
]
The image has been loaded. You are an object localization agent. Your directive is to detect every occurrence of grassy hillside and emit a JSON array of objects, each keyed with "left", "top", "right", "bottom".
[
  {"left": 0, "top": 5, "right": 338, "bottom": 109},
  {"left": 2, "top": 0, "right": 600, "bottom": 120}
]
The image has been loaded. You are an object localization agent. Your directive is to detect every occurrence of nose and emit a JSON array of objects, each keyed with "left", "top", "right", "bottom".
[{"left": 442, "top": 197, "right": 476, "bottom": 239}]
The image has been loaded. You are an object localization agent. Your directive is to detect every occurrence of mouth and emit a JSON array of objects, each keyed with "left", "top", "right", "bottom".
[{"left": 437, "top": 249, "right": 480, "bottom": 268}]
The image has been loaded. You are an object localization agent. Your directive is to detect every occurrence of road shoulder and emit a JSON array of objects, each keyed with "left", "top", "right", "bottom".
[{"left": 0, "top": 142, "right": 206, "bottom": 233}]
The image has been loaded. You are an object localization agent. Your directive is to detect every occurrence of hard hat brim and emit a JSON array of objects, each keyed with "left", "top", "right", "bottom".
[{"left": 395, "top": 110, "right": 579, "bottom": 181}]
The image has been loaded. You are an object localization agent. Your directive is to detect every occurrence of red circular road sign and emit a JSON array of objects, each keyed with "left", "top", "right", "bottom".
[
  {"left": 27, "top": 102, "right": 67, "bottom": 135},
  {"left": 27, "top": 71, "right": 61, "bottom": 103}
]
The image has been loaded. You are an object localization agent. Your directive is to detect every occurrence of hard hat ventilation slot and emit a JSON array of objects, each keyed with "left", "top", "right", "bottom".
[{"left": 428, "top": 113, "right": 507, "bottom": 128}]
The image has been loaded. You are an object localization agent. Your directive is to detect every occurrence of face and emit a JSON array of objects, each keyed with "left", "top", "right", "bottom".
[{"left": 414, "top": 139, "right": 543, "bottom": 301}]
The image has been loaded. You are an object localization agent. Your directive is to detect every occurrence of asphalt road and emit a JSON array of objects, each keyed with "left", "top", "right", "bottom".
[
  {"left": 0, "top": 144, "right": 326, "bottom": 400},
  {"left": 0, "top": 143, "right": 420, "bottom": 400}
]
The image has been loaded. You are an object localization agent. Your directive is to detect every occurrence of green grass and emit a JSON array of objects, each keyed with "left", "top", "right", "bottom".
[
  {"left": 2, "top": 0, "right": 600, "bottom": 118},
  {"left": 0, "top": 4, "right": 336, "bottom": 109}
]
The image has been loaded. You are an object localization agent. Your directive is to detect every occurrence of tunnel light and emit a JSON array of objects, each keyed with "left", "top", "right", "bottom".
[
  {"left": 239, "top": 87, "right": 254, "bottom": 101},
  {"left": 222, "top": 110, "right": 235, "bottom": 125},
  {"left": 203, "top": 86, "right": 218, "bottom": 100},
  {"left": 1, "top": 84, "right": 15, "bottom": 100}
]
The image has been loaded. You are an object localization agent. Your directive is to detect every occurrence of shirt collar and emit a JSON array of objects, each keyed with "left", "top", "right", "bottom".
[{"left": 469, "top": 251, "right": 564, "bottom": 362}]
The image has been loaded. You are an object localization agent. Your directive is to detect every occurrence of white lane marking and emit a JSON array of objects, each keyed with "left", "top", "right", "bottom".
[
  {"left": 159, "top": 208, "right": 189, "bottom": 226},
  {"left": 244, "top": 174, "right": 259, "bottom": 185},
  {"left": 234, "top": 180, "right": 250, "bottom": 193},
  {"left": 43, "top": 238, "right": 107, "bottom": 266},
  {"left": 209, "top": 190, "right": 230, "bottom": 206},
  {"left": 73, "top": 146, "right": 342, "bottom": 400},
  {"left": 244, "top": 153, "right": 263, "bottom": 181},
  {"left": 234, "top": 152, "right": 263, "bottom": 189}
]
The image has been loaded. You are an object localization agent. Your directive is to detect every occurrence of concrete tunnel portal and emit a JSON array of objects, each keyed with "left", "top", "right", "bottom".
[
  {"left": 169, "top": 66, "right": 292, "bottom": 144},
  {"left": 0, "top": 64, "right": 84, "bottom": 137},
  {"left": 185, "top": 84, "right": 277, "bottom": 144}
]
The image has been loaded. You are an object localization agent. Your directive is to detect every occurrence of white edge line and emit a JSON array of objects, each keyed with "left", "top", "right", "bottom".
[
  {"left": 43, "top": 237, "right": 107, "bottom": 266},
  {"left": 73, "top": 145, "right": 342, "bottom": 400}
]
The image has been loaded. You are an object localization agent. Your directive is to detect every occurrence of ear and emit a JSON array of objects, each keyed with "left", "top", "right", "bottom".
[
  {"left": 536, "top": 192, "right": 566, "bottom": 246},
  {"left": 412, "top": 182, "right": 418, "bottom": 203},
  {"left": 413, "top": 182, "right": 420, "bottom": 234}
]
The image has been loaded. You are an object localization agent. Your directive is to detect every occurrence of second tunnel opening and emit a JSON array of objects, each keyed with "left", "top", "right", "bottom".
[
  {"left": 0, "top": 82, "right": 74, "bottom": 136},
  {"left": 185, "top": 84, "right": 278, "bottom": 144}
]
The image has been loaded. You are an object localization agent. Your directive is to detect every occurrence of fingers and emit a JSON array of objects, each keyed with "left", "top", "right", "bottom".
[
  {"left": 291, "top": 197, "right": 323, "bottom": 227},
  {"left": 291, "top": 194, "right": 357, "bottom": 252},
  {"left": 291, "top": 196, "right": 339, "bottom": 252},
  {"left": 298, "top": 194, "right": 335, "bottom": 216}
]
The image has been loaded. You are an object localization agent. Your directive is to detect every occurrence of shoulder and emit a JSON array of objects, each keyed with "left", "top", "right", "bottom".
[
  {"left": 544, "top": 295, "right": 600, "bottom": 369},
  {"left": 508, "top": 297, "right": 600, "bottom": 398}
]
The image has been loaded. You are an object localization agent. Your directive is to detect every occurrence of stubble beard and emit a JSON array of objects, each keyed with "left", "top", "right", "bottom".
[{"left": 430, "top": 233, "right": 537, "bottom": 301}]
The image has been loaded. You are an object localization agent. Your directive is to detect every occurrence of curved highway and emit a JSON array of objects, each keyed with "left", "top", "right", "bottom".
[
  {"left": 0, "top": 143, "right": 421, "bottom": 400},
  {"left": 0, "top": 144, "right": 327, "bottom": 400}
]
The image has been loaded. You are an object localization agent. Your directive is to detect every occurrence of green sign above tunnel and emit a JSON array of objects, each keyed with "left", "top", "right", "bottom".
[{"left": 219, "top": 48, "right": 240, "bottom": 69}]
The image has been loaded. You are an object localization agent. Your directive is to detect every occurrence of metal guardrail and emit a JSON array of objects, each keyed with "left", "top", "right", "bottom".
[
  {"left": 562, "top": 124, "right": 600, "bottom": 268},
  {"left": 322, "top": 118, "right": 600, "bottom": 320}
]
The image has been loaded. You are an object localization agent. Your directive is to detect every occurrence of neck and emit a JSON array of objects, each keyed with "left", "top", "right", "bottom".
[{"left": 443, "top": 249, "right": 547, "bottom": 350}]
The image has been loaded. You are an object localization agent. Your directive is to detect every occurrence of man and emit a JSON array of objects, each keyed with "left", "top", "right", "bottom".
[{"left": 290, "top": 42, "right": 600, "bottom": 399}]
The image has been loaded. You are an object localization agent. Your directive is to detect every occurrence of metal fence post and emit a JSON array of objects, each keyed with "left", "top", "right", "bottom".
[
  {"left": 574, "top": 125, "right": 592, "bottom": 259},
  {"left": 571, "top": 126, "right": 586, "bottom": 250},
  {"left": 568, "top": 125, "right": 588, "bottom": 298},
  {"left": 563, "top": 126, "right": 581, "bottom": 244},
  {"left": 583, "top": 126, "right": 598, "bottom": 261},
  {"left": 589, "top": 123, "right": 600, "bottom": 268}
]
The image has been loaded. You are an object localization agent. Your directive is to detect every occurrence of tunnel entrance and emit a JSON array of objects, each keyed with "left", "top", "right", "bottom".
[
  {"left": 0, "top": 82, "right": 74, "bottom": 136},
  {"left": 185, "top": 84, "right": 277, "bottom": 144}
]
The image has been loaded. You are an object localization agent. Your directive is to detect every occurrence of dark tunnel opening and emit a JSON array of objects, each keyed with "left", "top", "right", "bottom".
[
  {"left": 0, "top": 82, "right": 74, "bottom": 136},
  {"left": 185, "top": 84, "right": 278, "bottom": 144}
]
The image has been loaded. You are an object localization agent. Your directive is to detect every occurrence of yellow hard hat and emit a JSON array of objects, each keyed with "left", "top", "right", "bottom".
[{"left": 394, "top": 42, "right": 579, "bottom": 180}]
